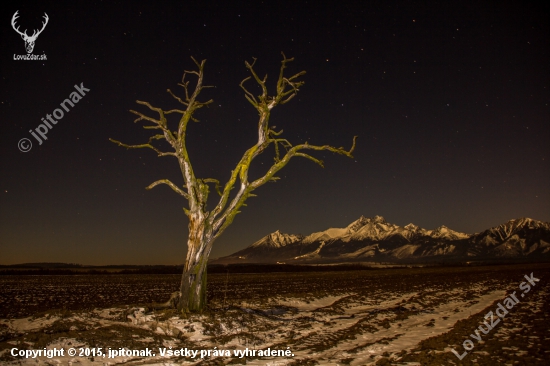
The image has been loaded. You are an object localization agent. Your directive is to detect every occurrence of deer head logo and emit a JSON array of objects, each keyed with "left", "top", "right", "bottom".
[{"left": 11, "top": 10, "right": 49, "bottom": 54}]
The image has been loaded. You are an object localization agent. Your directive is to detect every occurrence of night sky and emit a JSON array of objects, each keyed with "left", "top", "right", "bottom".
[{"left": 1, "top": 1, "right": 548, "bottom": 265}]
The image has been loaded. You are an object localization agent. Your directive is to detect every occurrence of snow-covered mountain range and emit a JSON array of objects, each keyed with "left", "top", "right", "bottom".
[{"left": 212, "top": 216, "right": 550, "bottom": 264}]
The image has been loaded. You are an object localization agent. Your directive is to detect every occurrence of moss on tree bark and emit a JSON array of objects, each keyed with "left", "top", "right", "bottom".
[{"left": 111, "top": 53, "right": 356, "bottom": 313}]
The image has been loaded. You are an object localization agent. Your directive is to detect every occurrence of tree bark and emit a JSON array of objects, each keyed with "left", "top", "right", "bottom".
[
  {"left": 177, "top": 212, "right": 214, "bottom": 313},
  {"left": 178, "top": 256, "right": 208, "bottom": 313}
]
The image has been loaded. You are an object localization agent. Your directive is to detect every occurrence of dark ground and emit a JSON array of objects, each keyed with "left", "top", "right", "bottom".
[{"left": 1, "top": 262, "right": 549, "bottom": 365}]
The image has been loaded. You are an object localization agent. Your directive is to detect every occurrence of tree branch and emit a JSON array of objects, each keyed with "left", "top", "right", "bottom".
[
  {"left": 146, "top": 179, "right": 189, "bottom": 199},
  {"left": 243, "top": 58, "right": 269, "bottom": 103},
  {"left": 239, "top": 77, "right": 259, "bottom": 107},
  {"left": 167, "top": 88, "right": 189, "bottom": 106},
  {"left": 294, "top": 152, "right": 324, "bottom": 167},
  {"left": 250, "top": 136, "right": 357, "bottom": 190},
  {"left": 203, "top": 178, "right": 222, "bottom": 197},
  {"left": 109, "top": 138, "right": 177, "bottom": 157},
  {"left": 275, "top": 53, "right": 306, "bottom": 105},
  {"left": 129, "top": 109, "right": 163, "bottom": 125},
  {"left": 212, "top": 54, "right": 343, "bottom": 237}
]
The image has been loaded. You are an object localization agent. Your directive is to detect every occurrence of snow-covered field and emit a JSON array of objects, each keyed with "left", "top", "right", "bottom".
[{"left": 1, "top": 263, "right": 549, "bottom": 365}]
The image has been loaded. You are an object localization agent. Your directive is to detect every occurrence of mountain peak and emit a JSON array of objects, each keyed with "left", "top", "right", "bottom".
[
  {"left": 345, "top": 215, "right": 389, "bottom": 236},
  {"left": 509, "top": 217, "right": 536, "bottom": 227},
  {"left": 430, "top": 225, "right": 469, "bottom": 240},
  {"left": 373, "top": 215, "right": 386, "bottom": 223},
  {"left": 488, "top": 217, "right": 549, "bottom": 239},
  {"left": 249, "top": 230, "right": 302, "bottom": 249}
]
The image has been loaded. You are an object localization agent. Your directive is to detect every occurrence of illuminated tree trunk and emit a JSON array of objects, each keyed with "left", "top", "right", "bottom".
[{"left": 177, "top": 214, "right": 214, "bottom": 313}]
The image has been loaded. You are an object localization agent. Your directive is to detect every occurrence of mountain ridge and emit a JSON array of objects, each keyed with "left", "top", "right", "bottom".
[{"left": 212, "top": 216, "right": 550, "bottom": 264}]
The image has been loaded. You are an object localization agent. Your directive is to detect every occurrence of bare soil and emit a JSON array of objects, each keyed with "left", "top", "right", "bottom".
[{"left": 1, "top": 263, "right": 548, "bottom": 365}]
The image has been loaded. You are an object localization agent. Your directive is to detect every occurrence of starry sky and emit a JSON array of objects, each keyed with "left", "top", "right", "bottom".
[{"left": 1, "top": 1, "right": 549, "bottom": 265}]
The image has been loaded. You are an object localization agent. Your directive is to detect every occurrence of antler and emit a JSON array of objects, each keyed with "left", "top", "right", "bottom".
[
  {"left": 11, "top": 11, "right": 48, "bottom": 40},
  {"left": 11, "top": 11, "right": 26, "bottom": 38},
  {"left": 31, "top": 13, "right": 49, "bottom": 39}
]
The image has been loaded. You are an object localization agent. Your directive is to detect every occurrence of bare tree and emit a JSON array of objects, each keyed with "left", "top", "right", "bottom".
[{"left": 111, "top": 53, "right": 357, "bottom": 313}]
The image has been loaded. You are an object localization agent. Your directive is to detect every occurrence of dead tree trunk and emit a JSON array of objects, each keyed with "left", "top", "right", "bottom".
[
  {"left": 177, "top": 212, "right": 215, "bottom": 312},
  {"left": 110, "top": 53, "right": 357, "bottom": 314}
]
